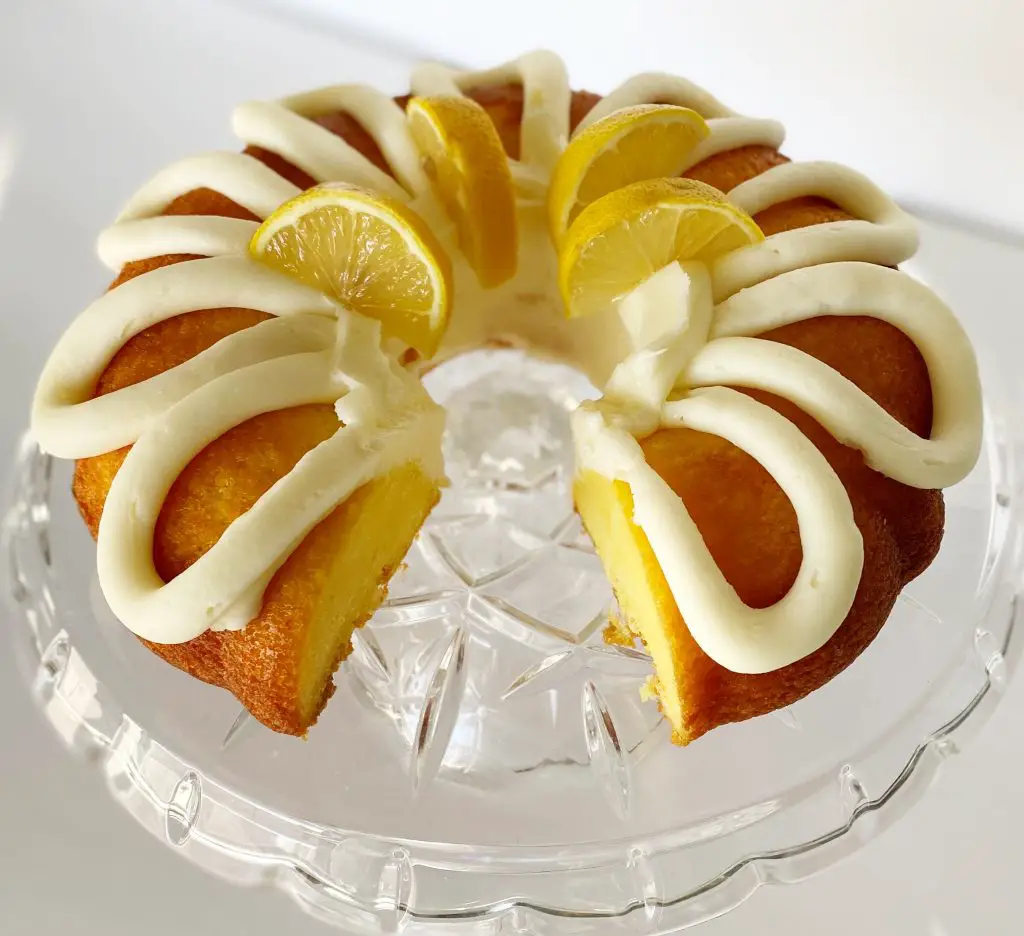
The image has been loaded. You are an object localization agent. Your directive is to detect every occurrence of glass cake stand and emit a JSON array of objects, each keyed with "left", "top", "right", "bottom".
[{"left": 4, "top": 307, "right": 1022, "bottom": 933}]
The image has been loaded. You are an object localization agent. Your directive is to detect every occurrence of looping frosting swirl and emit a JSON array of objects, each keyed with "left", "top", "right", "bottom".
[{"left": 31, "top": 51, "right": 982, "bottom": 667}]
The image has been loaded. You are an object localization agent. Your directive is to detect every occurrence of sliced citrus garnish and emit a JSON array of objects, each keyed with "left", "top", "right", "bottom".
[
  {"left": 558, "top": 178, "right": 763, "bottom": 319},
  {"left": 548, "top": 104, "right": 710, "bottom": 245},
  {"left": 406, "top": 95, "right": 517, "bottom": 288},
  {"left": 250, "top": 183, "right": 452, "bottom": 357}
]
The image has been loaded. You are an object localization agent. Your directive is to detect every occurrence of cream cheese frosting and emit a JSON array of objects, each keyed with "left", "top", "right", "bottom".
[
  {"left": 30, "top": 51, "right": 983, "bottom": 669},
  {"left": 97, "top": 314, "right": 445, "bottom": 644},
  {"left": 573, "top": 257, "right": 980, "bottom": 673}
]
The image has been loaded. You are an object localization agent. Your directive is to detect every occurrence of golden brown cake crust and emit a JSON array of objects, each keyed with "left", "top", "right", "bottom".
[
  {"left": 567, "top": 145, "right": 941, "bottom": 744},
  {"left": 73, "top": 82, "right": 941, "bottom": 739}
]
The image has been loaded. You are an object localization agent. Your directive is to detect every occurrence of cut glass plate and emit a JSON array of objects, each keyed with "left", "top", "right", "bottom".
[{"left": 3, "top": 343, "right": 1020, "bottom": 934}]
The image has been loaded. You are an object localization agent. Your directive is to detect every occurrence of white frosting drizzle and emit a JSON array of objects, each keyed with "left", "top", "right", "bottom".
[
  {"left": 412, "top": 50, "right": 571, "bottom": 173},
  {"left": 31, "top": 51, "right": 983, "bottom": 670},
  {"left": 712, "top": 161, "right": 920, "bottom": 301},
  {"left": 116, "top": 153, "right": 301, "bottom": 222},
  {"left": 33, "top": 256, "right": 339, "bottom": 458},
  {"left": 576, "top": 72, "right": 735, "bottom": 126},
  {"left": 576, "top": 252, "right": 981, "bottom": 671},
  {"left": 97, "top": 315, "right": 444, "bottom": 644},
  {"left": 681, "top": 117, "right": 787, "bottom": 172},
  {"left": 605, "top": 261, "right": 714, "bottom": 414},
  {"left": 232, "top": 100, "right": 410, "bottom": 201},
  {"left": 42, "top": 315, "right": 334, "bottom": 459},
  {"left": 281, "top": 85, "right": 429, "bottom": 196},
  {"left": 688, "top": 262, "right": 982, "bottom": 488},
  {"left": 573, "top": 383, "right": 864, "bottom": 674},
  {"left": 97, "top": 216, "right": 258, "bottom": 269}
]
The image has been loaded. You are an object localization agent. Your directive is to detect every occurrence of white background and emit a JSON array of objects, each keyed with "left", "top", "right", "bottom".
[
  {"left": 246, "top": 0, "right": 1024, "bottom": 236},
  {"left": 2, "top": 1, "right": 1023, "bottom": 933}
]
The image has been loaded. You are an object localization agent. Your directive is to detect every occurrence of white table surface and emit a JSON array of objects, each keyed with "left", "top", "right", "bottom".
[{"left": 2, "top": 1, "right": 1023, "bottom": 933}]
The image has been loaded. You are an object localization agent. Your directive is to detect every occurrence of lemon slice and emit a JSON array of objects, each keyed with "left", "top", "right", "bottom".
[
  {"left": 407, "top": 95, "right": 517, "bottom": 289},
  {"left": 548, "top": 104, "right": 710, "bottom": 245},
  {"left": 559, "top": 178, "right": 763, "bottom": 319},
  {"left": 250, "top": 183, "right": 452, "bottom": 357}
]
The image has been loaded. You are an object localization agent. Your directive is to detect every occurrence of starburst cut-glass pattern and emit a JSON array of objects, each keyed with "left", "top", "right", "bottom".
[{"left": 334, "top": 349, "right": 665, "bottom": 806}]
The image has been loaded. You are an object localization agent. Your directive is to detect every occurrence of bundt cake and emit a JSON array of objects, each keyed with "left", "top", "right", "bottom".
[{"left": 30, "top": 51, "right": 982, "bottom": 742}]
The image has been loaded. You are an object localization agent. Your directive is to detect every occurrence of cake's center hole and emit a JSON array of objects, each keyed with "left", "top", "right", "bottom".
[{"left": 423, "top": 349, "right": 599, "bottom": 492}]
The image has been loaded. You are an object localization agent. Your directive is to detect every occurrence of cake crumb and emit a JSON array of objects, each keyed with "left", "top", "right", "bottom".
[{"left": 603, "top": 613, "right": 636, "bottom": 647}]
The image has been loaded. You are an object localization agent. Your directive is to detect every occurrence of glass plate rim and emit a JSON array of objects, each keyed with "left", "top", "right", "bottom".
[{"left": 4, "top": 410, "right": 1021, "bottom": 932}]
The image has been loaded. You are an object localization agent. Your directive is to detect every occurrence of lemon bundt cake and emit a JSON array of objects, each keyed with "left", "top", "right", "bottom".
[{"left": 31, "top": 52, "right": 982, "bottom": 742}]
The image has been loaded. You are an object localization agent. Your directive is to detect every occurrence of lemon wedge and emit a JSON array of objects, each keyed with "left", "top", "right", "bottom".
[
  {"left": 558, "top": 178, "right": 763, "bottom": 319},
  {"left": 548, "top": 104, "right": 710, "bottom": 245},
  {"left": 250, "top": 183, "right": 452, "bottom": 357},
  {"left": 407, "top": 95, "right": 517, "bottom": 289}
]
